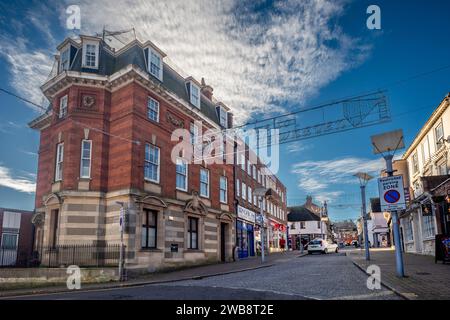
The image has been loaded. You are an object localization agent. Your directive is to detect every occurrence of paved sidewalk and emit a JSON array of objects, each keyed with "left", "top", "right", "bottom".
[
  {"left": 0, "top": 251, "right": 304, "bottom": 298},
  {"left": 346, "top": 248, "right": 450, "bottom": 300}
]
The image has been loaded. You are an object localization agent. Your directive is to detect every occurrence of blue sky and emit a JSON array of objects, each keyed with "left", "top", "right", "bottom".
[{"left": 0, "top": 0, "right": 449, "bottom": 222}]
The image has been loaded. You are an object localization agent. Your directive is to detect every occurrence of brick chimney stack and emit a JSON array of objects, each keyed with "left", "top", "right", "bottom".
[{"left": 201, "top": 77, "right": 213, "bottom": 101}]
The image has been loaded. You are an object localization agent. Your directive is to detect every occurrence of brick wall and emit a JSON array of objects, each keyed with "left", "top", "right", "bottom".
[{"left": 35, "top": 82, "right": 235, "bottom": 213}]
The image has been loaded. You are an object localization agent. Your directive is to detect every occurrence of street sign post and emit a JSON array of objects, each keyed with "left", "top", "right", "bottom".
[
  {"left": 372, "top": 129, "right": 405, "bottom": 277},
  {"left": 119, "top": 206, "right": 124, "bottom": 232},
  {"left": 118, "top": 204, "right": 125, "bottom": 281},
  {"left": 378, "top": 175, "right": 406, "bottom": 211}
]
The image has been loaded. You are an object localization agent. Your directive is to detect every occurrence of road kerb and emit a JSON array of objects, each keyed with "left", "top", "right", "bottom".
[
  {"left": 350, "top": 259, "right": 410, "bottom": 300},
  {"left": 0, "top": 263, "right": 275, "bottom": 299}
]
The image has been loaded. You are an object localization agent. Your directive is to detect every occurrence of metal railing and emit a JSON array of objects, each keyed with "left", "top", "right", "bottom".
[{"left": 0, "top": 244, "right": 122, "bottom": 268}]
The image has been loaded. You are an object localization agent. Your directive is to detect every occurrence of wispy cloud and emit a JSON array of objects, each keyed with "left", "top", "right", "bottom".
[
  {"left": 315, "top": 191, "right": 344, "bottom": 203},
  {"left": 0, "top": 0, "right": 371, "bottom": 123},
  {"left": 0, "top": 36, "right": 53, "bottom": 111},
  {"left": 292, "top": 156, "right": 385, "bottom": 192},
  {"left": 0, "top": 121, "right": 22, "bottom": 134},
  {"left": 71, "top": 0, "right": 370, "bottom": 123},
  {"left": 0, "top": 1, "right": 58, "bottom": 111},
  {"left": 18, "top": 149, "right": 38, "bottom": 157},
  {"left": 286, "top": 141, "right": 310, "bottom": 154},
  {"left": 0, "top": 165, "right": 36, "bottom": 193}
]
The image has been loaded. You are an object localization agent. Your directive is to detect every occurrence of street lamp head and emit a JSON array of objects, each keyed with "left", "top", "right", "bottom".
[{"left": 354, "top": 172, "right": 374, "bottom": 186}]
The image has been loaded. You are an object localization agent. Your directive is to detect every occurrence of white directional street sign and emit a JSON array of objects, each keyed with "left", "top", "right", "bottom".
[{"left": 378, "top": 175, "right": 406, "bottom": 211}]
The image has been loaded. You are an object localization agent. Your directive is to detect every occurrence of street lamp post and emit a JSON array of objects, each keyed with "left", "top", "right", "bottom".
[
  {"left": 320, "top": 206, "right": 323, "bottom": 239},
  {"left": 254, "top": 187, "right": 269, "bottom": 264},
  {"left": 116, "top": 201, "right": 125, "bottom": 281},
  {"left": 354, "top": 172, "right": 373, "bottom": 261},
  {"left": 383, "top": 156, "right": 405, "bottom": 277},
  {"left": 259, "top": 197, "right": 266, "bottom": 263},
  {"left": 371, "top": 129, "right": 406, "bottom": 277}
]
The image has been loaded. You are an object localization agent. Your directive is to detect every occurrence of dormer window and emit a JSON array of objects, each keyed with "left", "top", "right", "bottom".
[
  {"left": 82, "top": 41, "right": 99, "bottom": 69},
  {"left": 189, "top": 82, "right": 200, "bottom": 108},
  {"left": 219, "top": 106, "right": 228, "bottom": 128},
  {"left": 148, "top": 48, "right": 163, "bottom": 81},
  {"left": 60, "top": 47, "right": 70, "bottom": 72},
  {"left": 216, "top": 105, "right": 228, "bottom": 128}
]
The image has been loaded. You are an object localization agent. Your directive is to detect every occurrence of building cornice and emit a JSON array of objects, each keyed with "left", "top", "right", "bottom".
[
  {"left": 35, "top": 65, "right": 221, "bottom": 131},
  {"left": 28, "top": 111, "right": 52, "bottom": 130}
]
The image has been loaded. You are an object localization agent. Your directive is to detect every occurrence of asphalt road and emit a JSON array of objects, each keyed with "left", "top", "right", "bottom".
[{"left": 10, "top": 251, "right": 402, "bottom": 300}]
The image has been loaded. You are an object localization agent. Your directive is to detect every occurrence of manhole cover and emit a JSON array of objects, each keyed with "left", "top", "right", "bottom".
[{"left": 416, "top": 272, "right": 431, "bottom": 275}]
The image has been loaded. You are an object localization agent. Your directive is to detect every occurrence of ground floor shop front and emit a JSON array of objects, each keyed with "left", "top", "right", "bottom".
[
  {"left": 236, "top": 219, "right": 255, "bottom": 259},
  {"left": 400, "top": 176, "right": 450, "bottom": 257},
  {"left": 235, "top": 206, "right": 287, "bottom": 258},
  {"left": 289, "top": 233, "right": 322, "bottom": 250},
  {"left": 400, "top": 198, "right": 438, "bottom": 256},
  {"left": 268, "top": 219, "right": 287, "bottom": 252},
  {"left": 236, "top": 206, "right": 268, "bottom": 259}
]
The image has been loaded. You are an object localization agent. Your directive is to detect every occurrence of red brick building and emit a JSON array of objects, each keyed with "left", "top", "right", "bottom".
[
  {"left": 234, "top": 144, "right": 288, "bottom": 258},
  {"left": 29, "top": 35, "right": 236, "bottom": 270}
]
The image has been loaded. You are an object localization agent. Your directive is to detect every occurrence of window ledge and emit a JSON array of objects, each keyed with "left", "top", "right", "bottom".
[
  {"left": 139, "top": 248, "right": 162, "bottom": 253},
  {"left": 145, "top": 114, "right": 160, "bottom": 125},
  {"left": 82, "top": 65, "right": 99, "bottom": 70},
  {"left": 144, "top": 178, "right": 160, "bottom": 184},
  {"left": 185, "top": 249, "right": 203, "bottom": 253}
]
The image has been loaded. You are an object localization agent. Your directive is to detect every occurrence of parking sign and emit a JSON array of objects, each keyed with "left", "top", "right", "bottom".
[{"left": 378, "top": 175, "right": 406, "bottom": 211}]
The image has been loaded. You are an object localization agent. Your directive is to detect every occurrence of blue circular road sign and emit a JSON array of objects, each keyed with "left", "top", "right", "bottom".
[{"left": 384, "top": 189, "right": 400, "bottom": 204}]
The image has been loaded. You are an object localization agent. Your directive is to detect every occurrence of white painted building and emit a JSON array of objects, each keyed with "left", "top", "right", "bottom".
[
  {"left": 401, "top": 93, "right": 450, "bottom": 255},
  {"left": 289, "top": 220, "right": 329, "bottom": 239},
  {"left": 287, "top": 204, "right": 329, "bottom": 250}
]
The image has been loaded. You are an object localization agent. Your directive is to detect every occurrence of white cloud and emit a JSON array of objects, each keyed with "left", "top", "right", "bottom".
[
  {"left": 0, "top": 0, "right": 371, "bottom": 122},
  {"left": 286, "top": 141, "right": 310, "bottom": 153},
  {"left": 0, "top": 36, "right": 53, "bottom": 111},
  {"left": 0, "top": 121, "right": 23, "bottom": 134},
  {"left": 18, "top": 149, "right": 38, "bottom": 157},
  {"left": 0, "top": 1, "right": 59, "bottom": 112},
  {"left": 49, "top": 0, "right": 369, "bottom": 124},
  {"left": 292, "top": 156, "right": 385, "bottom": 192},
  {"left": 0, "top": 165, "right": 36, "bottom": 193},
  {"left": 315, "top": 191, "right": 344, "bottom": 203}
]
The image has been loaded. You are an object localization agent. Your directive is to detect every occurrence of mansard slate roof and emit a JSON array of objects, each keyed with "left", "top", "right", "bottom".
[
  {"left": 287, "top": 206, "right": 320, "bottom": 222},
  {"left": 62, "top": 38, "right": 221, "bottom": 126}
]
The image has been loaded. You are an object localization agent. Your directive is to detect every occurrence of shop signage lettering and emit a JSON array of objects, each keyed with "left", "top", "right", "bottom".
[{"left": 237, "top": 205, "right": 256, "bottom": 223}]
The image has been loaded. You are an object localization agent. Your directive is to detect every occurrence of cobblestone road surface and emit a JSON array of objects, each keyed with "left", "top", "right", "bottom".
[{"left": 11, "top": 251, "right": 401, "bottom": 300}]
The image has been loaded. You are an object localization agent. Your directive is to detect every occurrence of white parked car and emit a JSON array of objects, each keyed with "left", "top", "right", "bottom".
[{"left": 307, "top": 238, "right": 339, "bottom": 254}]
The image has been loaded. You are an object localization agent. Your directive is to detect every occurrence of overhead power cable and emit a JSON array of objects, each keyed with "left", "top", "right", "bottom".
[
  {"left": 0, "top": 87, "right": 140, "bottom": 145},
  {"left": 0, "top": 87, "right": 48, "bottom": 112}
]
